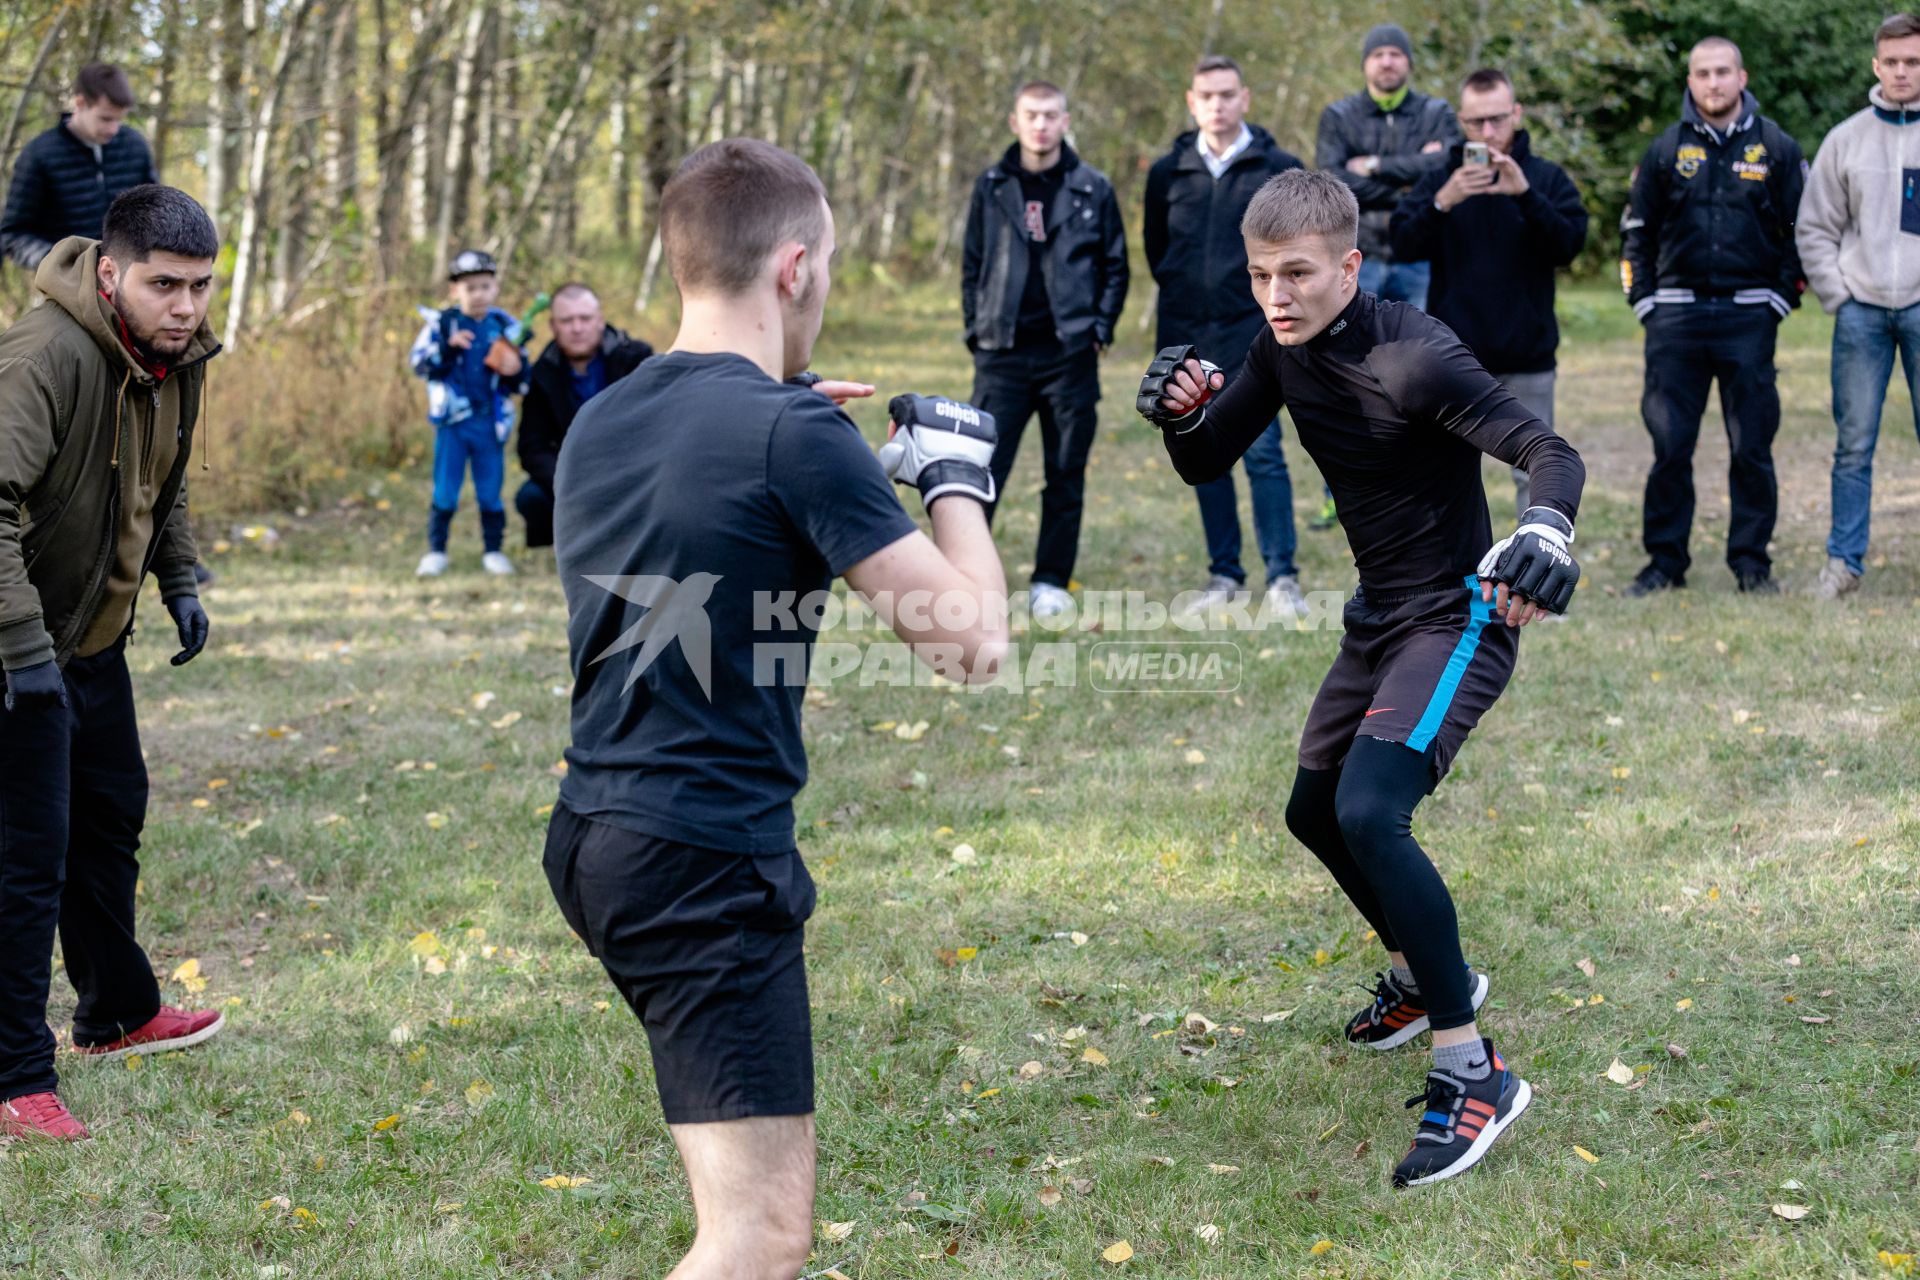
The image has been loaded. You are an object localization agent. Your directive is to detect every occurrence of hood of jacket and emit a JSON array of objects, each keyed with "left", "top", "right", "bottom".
[{"left": 1682, "top": 89, "right": 1761, "bottom": 141}]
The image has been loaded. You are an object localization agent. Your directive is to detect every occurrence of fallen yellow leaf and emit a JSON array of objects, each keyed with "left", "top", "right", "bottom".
[
  {"left": 1604, "top": 1058, "right": 1635, "bottom": 1085},
  {"left": 1184, "top": 748, "right": 1207, "bottom": 764},
  {"left": 372, "top": 1113, "right": 401, "bottom": 1132},
  {"left": 1770, "top": 1203, "right": 1811, "bottom": 1221},
  {"left": 538, "top": 1174, "right": 591, "bottom": 1189},
  {"left": 955, "top": 946, "right": 978, "bottom": 961},
  {"left": 1676, "top": 998, "right": 1694, "bottom": 1011},
  {"left": 464, "top": 1080, "right": 494, "bottom": 1107},
  {"left": 1573, "top": 1145, "right": 1600, "bottom": 1164},
  {"left": 408, "top": 932, "right": 441, "bottom": 956},
  {"left": 1310, "top": 1239, "right": 1334, "bottom": 1255},
  {"left": 821, "top": 1220, "right": 856, "bottom": 1241},
  {"left": 1101, "top": 1240, "right": 1134, "bottom": 1264}
]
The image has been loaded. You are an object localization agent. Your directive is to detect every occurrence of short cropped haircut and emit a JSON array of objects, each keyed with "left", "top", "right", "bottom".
[
  {"left": 1193, "top": 54, "right": 1243, "bottom": 80},
  {"left": 660, "top": 138, "right": 828, "bottom": 297},
  {"left": 76, "top": 63, "right": 134, "bottom": 108},
  {"left": 552, "top": 281, "right": 600, "bottom": 308},
  {"left": 1461, "top": 67, "right": 1513, "bottom": 96},
  {"left": 1690, "top": 36, "right": 1744, "bottom": 69},
  {"left": 1014, "top": 80, "right": 1067, "bottom": 109},
  {"left": 101, "top": 185, "right": 219, "bottom": 263},
  {"left": 1878, "top": 13, "right": 1920, "bottom": 46},
  {"left": 1241, "top": 169, "right": 1359, "bottom": 252}
]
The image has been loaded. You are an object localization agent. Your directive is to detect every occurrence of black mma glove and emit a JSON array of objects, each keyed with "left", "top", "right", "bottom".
[
  {"left": 167, "top": 594, "right": 210, "bottom": 666},
  {"left": 878, "top": 394, "right": 997, "bottom": 508},
  {"left": 1135, "top": 345, "right": 1223, "bottom": 430},
  {"left": 3, "top": 659, "right": 66, "bottom": 712},
  {"left": 1477, "top": 506, "right": 1580, "bottom": 615}
]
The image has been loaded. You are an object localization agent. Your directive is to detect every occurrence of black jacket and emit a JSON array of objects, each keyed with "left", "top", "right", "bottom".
[
  {"left": 1316, "top": 89, "right": 1460, "bottom": 258},
  {"left": 1388, "top": 132, "right": 1589, "bottom": 374},
  {"left": 1144, "top": 125, "right": 1303, "bottom": 359},
  {"left": 962, "top": 143, "right": 1128, "bottom": 352},
  {"left": 1621, "top": 91, "right": 1806, "bottom": 319},
  {"left": 0, "top": 118, "right": 157, "bottom": 270},
  {"left": 517, "top": 325, "right": 653, "bottom": 492}
]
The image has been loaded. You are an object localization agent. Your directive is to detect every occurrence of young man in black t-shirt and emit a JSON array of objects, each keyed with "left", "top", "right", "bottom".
[
  {"left": 1138, "top": 169, "right": 1586, "bottom": 1188},
  {"left": 551, "top": 139, "right": 1007, "bottom": 1278}
]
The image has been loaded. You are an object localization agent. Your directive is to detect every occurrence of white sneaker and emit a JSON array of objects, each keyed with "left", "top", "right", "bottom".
[
  {"left": 1029, "top": 583, "right": 1074, "bottom": 621},
  {"left": 1178, "top": 573, "right": 1249, "bottom": 617},
  {"left": 1811, "top": 556, "right": 1861, "bottom": 601},
  {"left": 1263, "top": 574, "right": 1307, "bottom": 621},
  {"left": 416, "top": 551, "right": 450, "bottom": 577},
  {"left": 481, "top": 551, "right": 515, "bottom": 576}
]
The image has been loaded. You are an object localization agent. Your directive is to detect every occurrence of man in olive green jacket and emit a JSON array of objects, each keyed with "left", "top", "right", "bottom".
[{"left": 0, "top": 185, "right": 225, "bottom": 1142}]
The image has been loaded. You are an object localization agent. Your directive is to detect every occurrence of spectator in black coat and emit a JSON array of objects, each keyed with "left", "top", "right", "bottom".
[
  {"left": 1390, "top": 68, "right": 1588, "bottom": 518},
  {"left": 516, "top": 283, "right": 653, "bottom": 548},
  {"left": 1, "top": 64, "right": 157, "bottom": 272},
  {"left": 1144, "top": 54, "right": 1307, "bottom": 618}
]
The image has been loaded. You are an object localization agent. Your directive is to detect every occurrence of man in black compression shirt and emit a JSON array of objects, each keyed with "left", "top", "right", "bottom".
[{"left": 1136, "top": 168, "right": 1586, "bottom": 1188}]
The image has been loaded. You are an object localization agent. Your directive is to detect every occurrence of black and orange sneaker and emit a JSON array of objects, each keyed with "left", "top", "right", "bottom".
[
  {"left": 1345, "top": 969, "right": 1489, "bottom": 1051},
  {"left": 1391, "top": 1040, "right": 1532, "bottom": 1187}
]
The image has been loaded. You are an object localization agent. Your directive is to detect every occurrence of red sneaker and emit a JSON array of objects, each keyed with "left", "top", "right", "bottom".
[
  {"left": 71, "top": 1006, "right": 225, "bottom": 1061},
  {"left": 0, "top": 1092, "right": 91, "bottom": 1141}
]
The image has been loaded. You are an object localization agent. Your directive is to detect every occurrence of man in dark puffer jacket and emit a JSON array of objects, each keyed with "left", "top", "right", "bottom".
[{"left": 1, "top": 64, "right": 157, "bottom": 272}]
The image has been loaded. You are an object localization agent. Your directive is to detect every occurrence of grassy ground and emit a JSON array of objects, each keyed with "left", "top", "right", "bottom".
[{"left": 3, "top": 282, "right": 1917, "bottom": 1279}]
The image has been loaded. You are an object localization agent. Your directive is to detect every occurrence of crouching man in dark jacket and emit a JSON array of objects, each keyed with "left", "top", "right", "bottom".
[{"left": 515, "top": 282, "right": 652, "bottom": 548}]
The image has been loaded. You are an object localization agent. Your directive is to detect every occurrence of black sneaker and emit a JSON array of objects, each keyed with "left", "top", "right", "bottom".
[
  {"left": 1391, "top": 1040, "right": 1532, "bottom": 1188},
  {"left": 1735, "top": 568, "right": 1780, "bottom": 595},
  {"left": 1624, "top": 564, "right": 1684, "bottom": 598},
  {"left": 1345, "top": 969, "right": 1490, "bottom": 1052}
]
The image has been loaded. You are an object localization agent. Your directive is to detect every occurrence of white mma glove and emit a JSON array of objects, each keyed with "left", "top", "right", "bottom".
[{"left": 877, "top": 394, "right": 998, "bottom": 508}]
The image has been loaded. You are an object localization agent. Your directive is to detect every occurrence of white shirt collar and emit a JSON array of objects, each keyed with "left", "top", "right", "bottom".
[{"left": 1197, "top": 125, "right": 1254, "bottom": 178}]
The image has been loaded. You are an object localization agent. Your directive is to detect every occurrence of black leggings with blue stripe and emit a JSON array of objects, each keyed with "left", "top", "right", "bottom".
[{"left": 1285, "top": 735, "right": 1475, "bottom": 1030}]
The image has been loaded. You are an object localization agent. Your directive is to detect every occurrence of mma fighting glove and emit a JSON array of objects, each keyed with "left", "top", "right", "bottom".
[
  {"left": 1136, "top": 345, "right": 1223, "bottom": 431},
  {"left": 878, "top": 394, "right": 998, "bottom": 508},
  {"left": 1477, "top": 506, "right": 1581, "bottom": 614},
  {"left": 2, "top": 659, "right": 66, "bottom": 713}
]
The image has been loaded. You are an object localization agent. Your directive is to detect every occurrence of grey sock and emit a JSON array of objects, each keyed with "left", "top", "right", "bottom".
[
  {"left": 1390, "top": 964, "right": 1419, "bottom": 993},
  {"left": 1433, "top": 1037, "right": 1492, "bottom": 1081}
]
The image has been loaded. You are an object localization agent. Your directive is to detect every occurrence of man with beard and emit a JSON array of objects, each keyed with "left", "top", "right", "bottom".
[
  {"left": 514, "top": 282, "right": 653, "bottom": 549},
  {"left": 1136, "top": 169, "right": 1585, "bottom": 1187},
  {"left": 0, "top": 184, "right": 225, "bottom": 1141},
  {"left": 1620, "top": 37, "right": 1807, "bottom": 597}
]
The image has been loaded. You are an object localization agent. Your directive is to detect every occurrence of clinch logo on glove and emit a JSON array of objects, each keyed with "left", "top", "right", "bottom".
[{"left": 934, "top": 400, "right": 983, "bottom": 428}]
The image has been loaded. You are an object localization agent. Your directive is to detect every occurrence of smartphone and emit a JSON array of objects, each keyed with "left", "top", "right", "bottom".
[{"left": 1464, "top": 142, "right": 1491, "bottom": 167}]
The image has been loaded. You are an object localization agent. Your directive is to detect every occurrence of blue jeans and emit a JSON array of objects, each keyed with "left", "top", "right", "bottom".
[
  {"left": 430, "top": 419, "right": 508, "bottom": 553},
  {"left": 1195, "top": 418, "right": 1298, "bottom": 581},
  {"left": 1358, "top": 258, "right": 1431, "bottom": 311},
  {"left": 1828, "top": 299, "right": 1920, "bottom": 574}
]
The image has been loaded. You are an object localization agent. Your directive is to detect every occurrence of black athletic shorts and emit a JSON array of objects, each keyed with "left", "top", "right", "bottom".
[
  {"left": 1298, "top": 574, "right": 1518, "bottom": 786},
  {"left": 543, "top": 801, "right": 817, "bottom": 1123}
]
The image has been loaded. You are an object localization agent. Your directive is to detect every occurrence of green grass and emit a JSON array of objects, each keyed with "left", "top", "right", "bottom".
[{"left": 4, "top": 283, "right": 1917, "bottom": 1278}]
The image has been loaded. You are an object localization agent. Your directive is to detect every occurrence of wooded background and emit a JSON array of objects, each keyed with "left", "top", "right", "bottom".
[{"left": 0, "top": 0, "right": 1902, "bottom": 348}]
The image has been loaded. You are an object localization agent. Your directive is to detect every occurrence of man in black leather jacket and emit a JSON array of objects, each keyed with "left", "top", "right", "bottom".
[{"left": 960, "top": 80, "right": 1128, "bottom": 619}]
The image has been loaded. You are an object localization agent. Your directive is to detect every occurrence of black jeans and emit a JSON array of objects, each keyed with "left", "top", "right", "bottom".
[
  {"left": 1640, "top": 301, "right": 1781, "bottom": 578},
  {"left": 515, "top": 478, "right": 555, "bottom": 549},
  {"left": 0, "top": 641, "right": 161, "bottom": 1098},
  {"left": 971, "top": 339, "right": 1102, "bottom": 588}
]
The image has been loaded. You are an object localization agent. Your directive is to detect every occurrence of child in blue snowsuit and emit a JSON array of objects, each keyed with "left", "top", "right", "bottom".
[{"left": 409, "top": 249, "right": 529, "bottom": 576}]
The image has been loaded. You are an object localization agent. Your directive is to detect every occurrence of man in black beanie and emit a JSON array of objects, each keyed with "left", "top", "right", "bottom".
[{"left": 1310, "top": 22, "right": 1460, "bottom": 530}]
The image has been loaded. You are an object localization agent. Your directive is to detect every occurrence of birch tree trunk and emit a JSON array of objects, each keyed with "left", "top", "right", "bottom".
[
  {"left": 431, "top": 0, "right": 487, "bottom": 279},
  {"left": 223, "top": 0, "right": 322, "bottom": 349}
]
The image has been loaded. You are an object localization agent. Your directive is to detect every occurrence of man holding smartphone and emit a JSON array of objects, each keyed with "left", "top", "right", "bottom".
[{"left": 1390, "top": 68, "right": 1589, "bottom": 518}]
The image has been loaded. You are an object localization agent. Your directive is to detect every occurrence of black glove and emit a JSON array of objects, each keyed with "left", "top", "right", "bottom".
[
  {"left": 167, "top": 595, "right": 210, "bottom": 666},
  {"left": 1136, "top": 345, "right": 1223, "bottom": 428},
  {"left": 3, "top": 659, "right": 66, "bottom": 712},
  {"left": 877, "top": 394, "right": 998, "bottom": 507},
  {"left": 1477, "top": 506, "right": 1580, "bottom": 614}
]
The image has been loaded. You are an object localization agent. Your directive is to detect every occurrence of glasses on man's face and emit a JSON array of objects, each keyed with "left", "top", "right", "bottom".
[{"left": 1459, "top": 112, "right": 1513, "bottom": 131}]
